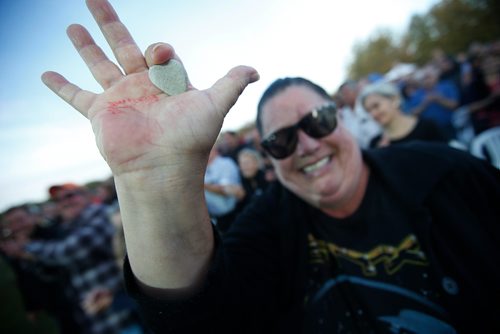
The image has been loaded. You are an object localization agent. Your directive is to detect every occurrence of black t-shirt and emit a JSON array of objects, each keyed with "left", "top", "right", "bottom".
[
  {"left": 391, "top": 118, "right": 450, "bottom": 145},
  {"left": 303, "top": 176, "right": 457, "bottom": 333}
]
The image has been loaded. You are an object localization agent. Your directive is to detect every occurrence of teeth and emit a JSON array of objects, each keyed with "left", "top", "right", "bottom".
[{"left": 303, "top": 157, "right": 330, "bottom": 174}]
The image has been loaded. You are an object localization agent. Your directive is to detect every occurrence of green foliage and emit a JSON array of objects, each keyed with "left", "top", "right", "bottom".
[
  {"left": 348, "top": 30, "right": 404, "bottom": 80},
  {"left": 347, "top": 0, "right": 500, "bottom": 79}
]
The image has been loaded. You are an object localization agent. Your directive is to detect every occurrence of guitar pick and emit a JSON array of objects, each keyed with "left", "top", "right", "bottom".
[{"left": 148, "top": 59, "right": 188, "bottom": 96}]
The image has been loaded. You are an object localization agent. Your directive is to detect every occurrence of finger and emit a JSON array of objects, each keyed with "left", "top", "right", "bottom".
[
  {"left": 86, "top": 0, "right": 147, "bottom": 74},
  {"left": 144, "top": 43, "right": 176, "bottom": 67},
  {"left": 67, "top": 24, "right": 124, "bottom": 89},
  {"left": 145, "top": 43, "right": 196, "bottom": 90},
  {"left": 205, "top": 66, "right": 259, "bottom": 117},
  {"left": 41, "top": 71, "right": 96, "bottom": 118}
]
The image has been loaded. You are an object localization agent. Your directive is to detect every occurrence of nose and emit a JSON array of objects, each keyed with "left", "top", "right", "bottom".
[{"left": 296, "top": 130, "right": 321, "bottom": 157}]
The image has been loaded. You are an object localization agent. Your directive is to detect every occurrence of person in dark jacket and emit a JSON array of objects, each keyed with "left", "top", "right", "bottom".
[
  {"left": 42, "top": 1, "right": 500, "bottom": 332},
  {"left": 231, "top": 148, "right": 270, "bottom": 212},
  {"left": 359, "top": 81, "right": 450, "bottom": 146}
]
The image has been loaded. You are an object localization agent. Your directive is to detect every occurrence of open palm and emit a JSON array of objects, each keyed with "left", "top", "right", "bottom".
[{"left": 42, "top": 0, "right": 258, "bottom": 177}]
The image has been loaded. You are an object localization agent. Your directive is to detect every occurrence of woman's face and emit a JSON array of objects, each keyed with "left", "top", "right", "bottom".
[
  {"left": 260, "top": 85, "right": 365, "bottom": 210},
  {"left": 363, "top": 94, "right": 400, "bottom": 127},
  {"left": 238, "top": 153, "right": 259, "bottom": 178}
]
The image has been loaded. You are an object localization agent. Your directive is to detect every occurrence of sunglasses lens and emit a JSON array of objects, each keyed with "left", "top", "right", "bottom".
[
  {"left": 262, "top": 126, "right": 298, "bottom": 159},
  {"left": 261, "top": 104, "right": 337, "bottom": 160},
  {"left": 301, "top": 105, "right": 337, "bottom": 138}
]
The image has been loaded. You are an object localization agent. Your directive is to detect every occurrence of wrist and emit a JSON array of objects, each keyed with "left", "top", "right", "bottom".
[
  {"left": 114, "top": 156, "right": 207, "bottom": 194},
  {"left": 116, "top": 166, "right": 214, "bottom": 289}
]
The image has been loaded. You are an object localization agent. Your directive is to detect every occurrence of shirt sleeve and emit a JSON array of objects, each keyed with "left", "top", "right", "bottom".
[
  {"left": 219, "top": 158, "right": 241, "bottom": 185},
  {"left": 25, "top": 210, "right": 114, "bottom": 267},
  {"left": 124, "top": 186, "right": 288, "bottom": 333}
]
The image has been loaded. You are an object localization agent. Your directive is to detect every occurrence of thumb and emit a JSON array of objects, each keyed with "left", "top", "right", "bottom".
[{"left": 206, "top": 66, "right": 259, "bottom": 117}]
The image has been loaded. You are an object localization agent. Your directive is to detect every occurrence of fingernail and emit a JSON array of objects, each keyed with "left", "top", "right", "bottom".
[{"left": 152, "top": 44, "right": 163, "bottom": 55}]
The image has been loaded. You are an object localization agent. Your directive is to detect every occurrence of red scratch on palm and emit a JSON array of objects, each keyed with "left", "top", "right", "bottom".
[{"left": 107, "top": 95, "right": 159, "bottom": 114}]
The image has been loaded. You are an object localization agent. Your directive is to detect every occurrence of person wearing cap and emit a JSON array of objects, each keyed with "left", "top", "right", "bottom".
[
  {"left": 4, "top": 183, "right": 135, "bottom": 334},
  {"left": 49, "top": 183, "right": 89, "bottom": 224},
  {"left": 0, "top": 204, "right": 76, "bottom": 333},
  {"left": 41, "top": 1, "right": 500, "bottom": 332}
]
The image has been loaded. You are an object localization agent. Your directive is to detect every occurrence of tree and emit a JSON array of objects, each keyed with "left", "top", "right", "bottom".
[
  {"left": 423, "top": 0, "right": 500, "bottom": 54},
  {"left": 347, "top": 0, "right": 500, "bottom": 78},
  {"left": 347, "top": 30, "right": 404, "bottom": 80}
]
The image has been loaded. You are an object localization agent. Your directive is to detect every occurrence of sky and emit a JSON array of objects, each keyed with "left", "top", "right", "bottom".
[{"left": 0, "top": 0, "right": 439, "bottom": 211}]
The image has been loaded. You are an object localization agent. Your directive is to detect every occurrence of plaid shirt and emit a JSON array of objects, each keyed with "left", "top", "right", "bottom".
[{"left": 26, "top": 204, "right": 131, "bottom": 334}]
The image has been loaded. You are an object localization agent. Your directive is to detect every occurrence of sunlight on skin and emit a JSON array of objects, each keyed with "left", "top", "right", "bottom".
[{"left": 41, "top": 0, "right": 259, "bottom": 290}]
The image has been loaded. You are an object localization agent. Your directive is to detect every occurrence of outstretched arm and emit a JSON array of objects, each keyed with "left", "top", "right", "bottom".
[{"left": 41, "top": 0, "right": 258, "bottom": 292}]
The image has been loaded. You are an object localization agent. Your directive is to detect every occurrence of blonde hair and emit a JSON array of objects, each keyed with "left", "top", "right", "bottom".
[
  {"left": 359, "top": 82, "right": 402, "bottom": 107},
  {"left": 238, "top": 148, "right": 264, "bottom": 170}
]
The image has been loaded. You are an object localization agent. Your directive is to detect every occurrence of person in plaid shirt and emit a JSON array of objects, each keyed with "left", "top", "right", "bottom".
[{"left": 14, "top": 184, "right": 133, "bottom": 334}]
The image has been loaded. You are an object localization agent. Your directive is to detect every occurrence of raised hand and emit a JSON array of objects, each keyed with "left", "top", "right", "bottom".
[
  {"left": 41, "top": 0, "right": 259, "bottom": 290},
  {"left": 42, "top": 0, "right": 259, "bottom": 178}
]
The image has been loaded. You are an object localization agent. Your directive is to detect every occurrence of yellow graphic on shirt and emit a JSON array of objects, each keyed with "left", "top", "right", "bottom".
[{"left": 308, "top": 233, "right": 428, "bottom": 276}]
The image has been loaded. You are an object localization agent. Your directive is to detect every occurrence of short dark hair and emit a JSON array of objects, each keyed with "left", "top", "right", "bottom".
[
  {"left": 2, "top": 204, "right": 30, "bottom": 217},
  {"left": 1, "top": 204, "right": 31, "bottom": 227},
  {"left": 256, "top": 77, "right": 332, "bottom": 136},
  {"left": 338, "top": 80, "right": 358, "bottom": 92}
]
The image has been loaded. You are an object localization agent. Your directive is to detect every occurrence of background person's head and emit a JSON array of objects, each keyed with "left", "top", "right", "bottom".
[
  {"left": 359, "top": 82, "right": 403, "bottom": 127},
  {"left": 49, "top": 183, "right": 89, "bottom": 222},
  {"left": 1, "top": 205, "right": 37, "bottom": 242},
  {"left": 337, "top": 80, "right": 359, "bottom": 109},
  {"left": 94, "top": 177, "right": 117, "bottom": 205},
  {"left": 218, "top": 131, "right": 241, "bottom": 156},
  {"left": 256, "top": 77, "right": 365, "bottom": 212},
  {"left": 238, "top": 148, "right": 263, "bottom": 179}
]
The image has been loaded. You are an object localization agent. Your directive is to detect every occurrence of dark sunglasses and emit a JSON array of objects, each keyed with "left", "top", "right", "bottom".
[
  {"left": 55, "top": 191, "right": 82, "bottom": 203},
  {"left": 261, "top": 103, "right": 338, "bottom": 159}
]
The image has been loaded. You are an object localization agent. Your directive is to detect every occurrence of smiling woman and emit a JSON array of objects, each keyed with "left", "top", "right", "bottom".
[
  {"left": 22, "top": 0, "right": 500, "bottom": 333},
  {"left": 258, "top": 78, "right": 369, "bottom": 216},
  {"left": 0, "top": 0, "right": 440, "bottom": 210},
  {"left": 359, "top": 82, "right": 450, "bottom": 145}
]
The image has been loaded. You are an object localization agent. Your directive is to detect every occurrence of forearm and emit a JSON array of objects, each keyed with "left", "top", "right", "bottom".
[
  {"left": 435, "top": 96, "right": 458, "bottom": 109},
  {"left": 468, "top": 94, "right": 499, "bottom": 113},
  {"left": 115, "top": 165, "right": 214, "bottom": 292},
  {"left": 224, "top": 184, "right": 246, "bottom": 200},
  {"left": 205, "top": 183, "right": 245, "bottom": 200},
  {"left": 204, "top": 183, "right": 226, "bottom": 195}
]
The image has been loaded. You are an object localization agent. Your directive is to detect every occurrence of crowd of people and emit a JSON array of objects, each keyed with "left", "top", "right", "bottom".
[
  {"left": 0, "top": 130, "right": 277, "bottom": 333},
  {"left": 1, "top": 0, "right": 499, "bottom": 333},
  {"left": 331, "top": 41, "right": 500, "bottom": 151},
  {"left": 0, "top": 180, "right": 145, "bottom": 334}
]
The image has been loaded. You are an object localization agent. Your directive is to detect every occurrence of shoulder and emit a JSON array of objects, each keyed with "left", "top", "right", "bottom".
[
  {"left": 215, "top": 156, "right": 237, "bottom": 166},
  {"left": 415, "top": 119, "right": 450, "bottom": 141},
  {"left": 364, "top": 142, "right": 497, "bottom": 203},
  {"left": 80, "top": 204, "right": 113, "bottom": 230},
  {"left": 83, "top": 204, "right": 109, "bottom": 219},
  {"left": 234, "top": 181, "right": 305, "bottom": 225},
  {"left": 368, "top": 142, "right": 475, "bottom": 167},
  {"left": 416, "top": 117, "right": 437, "bottom": 128},
  {"left": 212, "top": 156, "right": 239, "bottom": 175},
  {"left": 437, "top": 80, "right": 459, "bottom": 95}
]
